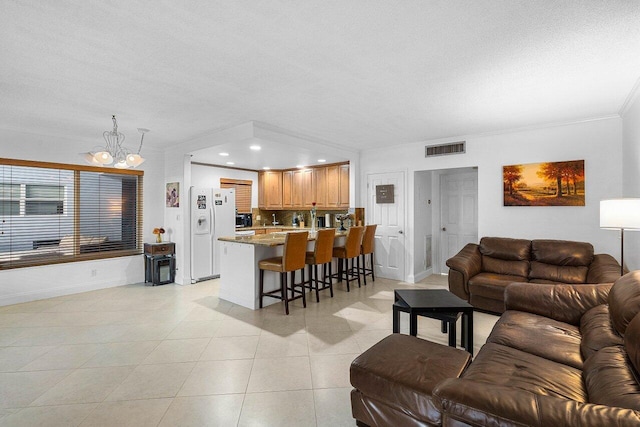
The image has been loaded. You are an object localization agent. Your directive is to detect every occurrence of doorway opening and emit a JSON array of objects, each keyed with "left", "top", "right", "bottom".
[{"left": 413, "top": 167, "right": 478, "bottom": 280}]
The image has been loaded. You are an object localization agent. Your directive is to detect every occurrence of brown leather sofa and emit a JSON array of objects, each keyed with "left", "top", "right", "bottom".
[
  {"left": 446, "top": 237, "right": 621, "bottom": 313},
  {"left": 350, "top": 271, "right": 640, "bottom": 426}
]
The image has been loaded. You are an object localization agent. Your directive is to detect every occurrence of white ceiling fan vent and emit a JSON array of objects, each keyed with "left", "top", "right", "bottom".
[{"left": 425, "top": 141, "right": 466, "bottom": 157}]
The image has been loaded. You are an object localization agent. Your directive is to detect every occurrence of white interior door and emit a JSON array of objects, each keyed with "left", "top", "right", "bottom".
[
  {"left": 367, "top": 171, "right": 405, "bottom": 281},
  {"left": 440, "top": 171, "right": 478, "bottom": 272}
]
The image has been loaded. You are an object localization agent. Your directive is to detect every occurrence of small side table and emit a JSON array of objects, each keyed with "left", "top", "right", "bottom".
[
  {"left": 144, "top": 242, "right": 175, "bottom": 286},
  {"left": 392, "top": 289, "right": 474, "bottom": 354}
]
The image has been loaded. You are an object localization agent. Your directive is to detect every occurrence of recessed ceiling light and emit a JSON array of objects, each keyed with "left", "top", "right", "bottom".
[
  {"left": 226, "top": 161, "right": 235, "bottom": 165},
  {"left": 263, "top": 166, "right": 270, "bottom": 170},
  {"left": 250, "top": 145, "right": 261, "bottom": 151},
  {"left": 219, "top": 152, "right": 229, "bottom": 156},
  {"left": 318, "top": 159, "right": 326, "bottom": 163}
]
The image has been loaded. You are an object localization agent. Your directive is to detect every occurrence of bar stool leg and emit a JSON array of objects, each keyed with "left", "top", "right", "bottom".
[
  {"left": 281, "top": 272, "right": 289, "bottom": 315},
  {"left": 356, "top": 256, "right": 362, "bottom": 287},
  {"left": 259, "top": 269, "right": 265, "bottom": 309},
  {"left": 361, "top": 254, "right": 367, "bottom": 286},
  {"left": 314, "top": 264, "right": 320, "bottom": 303},
  {"left": 300, "top": 269, "right": 306, "bottom": 308},
  {"left": 370, "top": 253, "right": 375, "bottom": 281},
  {"left": 345, "top": 258, "right": 351, "bottom": 292}
]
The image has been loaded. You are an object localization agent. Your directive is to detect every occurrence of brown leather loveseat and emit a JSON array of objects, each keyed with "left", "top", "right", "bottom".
[
  {"left": 350, "top": 271, "right": 640, "bottom": 426},
  {"left": 446, "top": 237, "right": 621, "bottom": 313}
]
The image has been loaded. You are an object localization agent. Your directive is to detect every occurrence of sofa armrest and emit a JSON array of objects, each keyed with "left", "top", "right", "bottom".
[
  {"left": 446, "top": 243, "right": 481, "bottom": 300},
  {"left": 504, "top": 282, "right": 612, "bottom": 325},
  {"left": 587, "top": 253, "right": 623, "bottom": 283},
  {"left": 434, "top": 378, "right": 640, "bottom": 427}
]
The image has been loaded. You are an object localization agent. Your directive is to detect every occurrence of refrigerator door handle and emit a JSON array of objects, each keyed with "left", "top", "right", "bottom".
[{"left": 210, "top": 205, "right": 215, "bottom": 238}]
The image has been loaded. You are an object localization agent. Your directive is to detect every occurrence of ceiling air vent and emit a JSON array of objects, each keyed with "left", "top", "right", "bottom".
[{"left": 425, "top": 141, "right": 466, "bottom": 157}]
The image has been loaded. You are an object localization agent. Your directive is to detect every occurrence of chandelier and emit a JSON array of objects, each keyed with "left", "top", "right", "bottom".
[{"left": 83, "top": 115, "right": 148, "bottom": 168}]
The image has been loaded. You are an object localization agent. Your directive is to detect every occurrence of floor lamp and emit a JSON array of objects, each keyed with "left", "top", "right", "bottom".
[{"left": 600, "top": 199, "right": 640, "bottom": 275}]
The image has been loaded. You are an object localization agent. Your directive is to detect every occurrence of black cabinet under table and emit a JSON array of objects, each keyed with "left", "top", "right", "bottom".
[{"left": 144, "top": 242, "right": 175, "bottom": 286}]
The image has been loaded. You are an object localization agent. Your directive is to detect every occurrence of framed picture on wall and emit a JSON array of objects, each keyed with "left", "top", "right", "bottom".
[
  {"left": 166, "top": 182, "right": 180, "bottom": 207},
  {"left": 503, "top": 160, "right": 585, "bottom": 206}
]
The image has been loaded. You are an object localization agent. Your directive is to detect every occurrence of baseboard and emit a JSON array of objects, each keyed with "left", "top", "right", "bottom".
[
  {"left": 413, "top": 268, "right": 433, "bottom": 283},
  {"left": 0, "top": 279, "right": 126, "bottom": 307}
]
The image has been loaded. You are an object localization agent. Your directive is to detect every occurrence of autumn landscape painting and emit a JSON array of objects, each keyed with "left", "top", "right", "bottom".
[{"left": 503, "top": 160, "right": 585, "bottom": 206}]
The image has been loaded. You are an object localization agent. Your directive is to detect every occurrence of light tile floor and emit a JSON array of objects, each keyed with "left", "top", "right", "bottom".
[{"left": 0, "top": 274, "right": 499, "bottom": 426}]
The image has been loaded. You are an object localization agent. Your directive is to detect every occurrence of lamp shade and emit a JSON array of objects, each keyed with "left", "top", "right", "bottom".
[{"left": 600, "top": 199, "right": 640, "bottom": 229}]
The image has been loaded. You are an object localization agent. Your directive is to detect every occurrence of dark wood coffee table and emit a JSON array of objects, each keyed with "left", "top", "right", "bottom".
[{"left": 393, "top": 289, "right": 474, "bottom": 353}]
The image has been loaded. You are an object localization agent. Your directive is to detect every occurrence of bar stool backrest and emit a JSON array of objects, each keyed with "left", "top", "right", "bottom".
[
  {"left": 344, "top": 226, "right": 364, "bottom": 258},
  {"left": 361, "top": 224, "right": 377, "bottom": 255},
  {"left": 283, "top": 231, "right": 309, "bottom": 272},
  {"left": 314, "top": 228, "right": 336, "bottom": 265}
]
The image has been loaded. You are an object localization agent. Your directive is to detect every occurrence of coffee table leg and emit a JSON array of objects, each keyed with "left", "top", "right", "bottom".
[
  {"left": 409, "top": 312, "right": 417, "bottom": 336},
  {"left": 393, "top": 305, "right": 400, "bottom": 333},
  {"left": 448, "top": 321, "right": 456, "bottom": 347},
  {"left": 463, "top": 311, "right": 474, "bottom": 354}
]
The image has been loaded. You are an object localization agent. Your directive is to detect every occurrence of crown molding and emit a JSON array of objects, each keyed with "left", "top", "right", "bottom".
[{"left": 619, "top": 76, "right": 640, "bottom": 116}]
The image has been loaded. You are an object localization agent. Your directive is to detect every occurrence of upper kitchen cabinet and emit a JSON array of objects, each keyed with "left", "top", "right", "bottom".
[
  {"left": 325, "top": 163, "right": 349, "bottom": 208},
  {"left": 258, "top": 170, "right": 283, "bottom": 209},
  {"left": 282, "top": 170, "right": 293, "bottom": 208},
  {"left": 259, "top": 163, "right": 349, "bottom": 210}
]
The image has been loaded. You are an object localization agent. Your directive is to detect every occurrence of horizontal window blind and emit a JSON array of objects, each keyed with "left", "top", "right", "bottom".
[
  {"left": 220, "top": 178, "right": 252, "bottom": 213},
  {"left": 0, "top": 159, "right": 143, "bottom": 270}
]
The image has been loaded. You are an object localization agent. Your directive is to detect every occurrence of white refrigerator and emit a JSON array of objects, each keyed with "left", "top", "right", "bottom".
[{"left": 190, "top": 187, "right": 235, "bottom": 283}]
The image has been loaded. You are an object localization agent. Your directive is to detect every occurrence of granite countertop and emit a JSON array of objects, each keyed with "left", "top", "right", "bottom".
[{"left": 219, "top": 229, "right": 347, "bottom": 247}]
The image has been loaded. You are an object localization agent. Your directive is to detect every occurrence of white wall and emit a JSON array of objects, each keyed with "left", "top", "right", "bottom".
[
  {"left": 191, "top": 164, "right": 259, "bottom": 208},
  {"left": 622, "top": 89, "right": 640, "bottom": 270},
  {"left": 0, "top": 130, "right": 165, "bottom": 305},
  {"left": 361, "top": 118, "right": 624, "bottom": 282}
]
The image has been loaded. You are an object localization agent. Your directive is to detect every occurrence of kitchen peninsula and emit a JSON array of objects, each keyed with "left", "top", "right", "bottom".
[{"left": 218, "top": 229, "right": 346, "bottom": 310}]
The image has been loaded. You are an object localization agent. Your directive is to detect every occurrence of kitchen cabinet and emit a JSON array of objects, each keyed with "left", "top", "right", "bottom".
[
  {"left": 282, "top": 171, "right": 293, "bottom": 208},
  {"left": 258, "top": 163, "right": 349, "bottom": 210},
  {"left": 325, "top": 164, "right": 350, "bottom": 208},
  {"left": 313, "top": 167, "right": 327, "bottom": 207},
  {"left": 259, "top": 171, "right": 283, "bottom": 209}
]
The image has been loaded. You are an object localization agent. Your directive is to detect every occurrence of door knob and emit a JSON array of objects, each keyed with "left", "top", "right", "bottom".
[
  {"left": 442, "top": 227, "right": 446, "bottom": 231},
  {"left": 398, "top": 230, "right": 403, "bottom": 234}
]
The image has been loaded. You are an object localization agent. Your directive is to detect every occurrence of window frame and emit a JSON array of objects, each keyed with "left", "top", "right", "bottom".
[{"left": 0, "top": 158, "right": 144, "bottom": 270}]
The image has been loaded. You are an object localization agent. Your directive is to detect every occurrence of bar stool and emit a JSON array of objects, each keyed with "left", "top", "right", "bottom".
[
  {"left": 360, "top": 224, "right": 377, "bottom": 285},
  {"left": 304, "top": 228, "right": 336, "bottom": 302},
  {"left": 332, "top": 226, "right": 364, "bottom": 292},
  {"left": 259, "top": 231, "right": 309, "bottom": 315}
]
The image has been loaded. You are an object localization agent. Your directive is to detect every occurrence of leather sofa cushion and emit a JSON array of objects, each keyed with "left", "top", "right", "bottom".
[
  {"left": 468, "top": 273, "right": 527, "bottom": 300},
  {"left": 481, "top": 255, "right": 529, "bottom": 277},
  {"left": 487, "top": 311, "right": 583, "bottom": 369},
  {"left": 350, "top": 334, "right": 471, "bottom": 426},
  {"left": 529, "top": 261, "right": 589, "bottom": 284},
  {"left": 460, "top": 343, "right": 587, "bottom": 402},
  {"left": 625, "top": 312, "right": 640, "bottom": 375},
  {"left": 531, "top": 239, "right": 594, "bottom": 266},
  {"left": 580, "top": 305, "right": 622, "bottom": 360},
  {"left": 609, "top": 271, "right": 640, "bottom": 335},
  {"left": 583, "top": 346, "right": 640, "bottom": 410},
  {"left": 479, "top": 237, "right": 530, "bottom": 261}
]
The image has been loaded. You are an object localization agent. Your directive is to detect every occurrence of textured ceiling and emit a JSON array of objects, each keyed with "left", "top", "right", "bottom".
[{"left": 1, "top": 1, "right": 640, "bottom": 167}]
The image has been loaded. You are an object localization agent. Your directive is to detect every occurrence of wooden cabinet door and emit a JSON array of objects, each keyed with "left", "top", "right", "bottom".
[
  {"left": 292, "top": 170, "right": 304, "bottom": 207},
  {"left": 339, "top": 164, "right": 350, "bottom": 207},
  {"left": 326, "top": 165, "right": 340, "bottom": 207},
  {"left": 313, "top": 167, "right": 327, "bottom": 208},
  {"left": 258, "top": 172, "right": 265, "bottom": 208},
  {"left": 302, "top": 169, "right": 314, "bottom": 207},
  {"left": 282, "top": 171, "right": 293, "bottom": 208},
  {"left": 264, "top": 171, "right": 282, "bottom": 209}
]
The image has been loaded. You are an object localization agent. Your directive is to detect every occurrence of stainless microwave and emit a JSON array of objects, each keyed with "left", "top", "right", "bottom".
[{"left": 236, "top": 213, "right": 252, "bottom": 228}]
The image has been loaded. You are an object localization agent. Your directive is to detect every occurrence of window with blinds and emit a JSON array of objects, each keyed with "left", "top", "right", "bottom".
[
  {"left": 220, "top": 178, "right": 252, "bottom": 213},
  {"left": 0, "top": 159, "right": 143, "bottom": 269}
]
